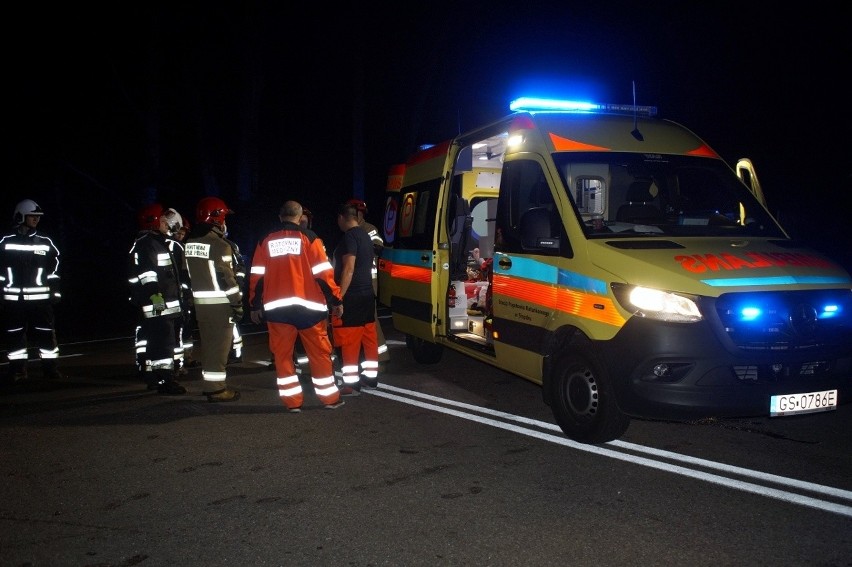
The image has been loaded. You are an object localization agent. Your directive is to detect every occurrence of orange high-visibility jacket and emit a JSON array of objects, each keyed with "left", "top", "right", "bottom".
[{"left": 249, "top": 222, "right": 342, "bottom": 329}]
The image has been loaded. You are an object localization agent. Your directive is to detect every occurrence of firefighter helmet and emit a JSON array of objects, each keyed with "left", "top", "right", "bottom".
[
  {"left": 196, "top": 196, "right": 233, "bottom": 228},
  {"left": 346, "top": 198, "right": 367, "bottom": 215},
  {"left": 163, "top": 207, "right": 183, "bottom": 234},
  {"left": 13, "top": 199, "right": 44, "bottom": 225},
  {"left": 137, "top": 203, "right": 165, "bottom": 231}
]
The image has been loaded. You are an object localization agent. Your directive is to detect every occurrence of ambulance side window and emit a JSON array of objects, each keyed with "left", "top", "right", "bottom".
[
  {"left": 395, "top": 178, "right": 441, "bottom": 250},
  {"left": 496, "top": 160, "right": 568, "bottom": 256}
]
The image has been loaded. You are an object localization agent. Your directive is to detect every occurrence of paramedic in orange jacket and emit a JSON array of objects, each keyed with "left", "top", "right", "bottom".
[{"left": 249, "top": 201, "right": 345, "bottom": 412}]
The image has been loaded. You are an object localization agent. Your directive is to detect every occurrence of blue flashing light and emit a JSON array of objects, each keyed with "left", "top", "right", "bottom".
[
  {"left": 740, "top": 307, "right": 761, "bottom": 321},
  {"left": 509, "top": 96, "right": 657, "bottom": 117},
  {"left": 819, "top": 304, "right": 840, "bottom": 319},
  {"left": 735, "top": 300, "right": 843, "bottom": 323}
]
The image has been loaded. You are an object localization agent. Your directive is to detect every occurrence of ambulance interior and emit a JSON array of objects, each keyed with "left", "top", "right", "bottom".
[{"left": 446, "top": 140, "right": 502, "bottom": 347}]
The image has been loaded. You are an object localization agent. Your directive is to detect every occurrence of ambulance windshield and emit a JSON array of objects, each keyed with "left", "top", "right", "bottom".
[{"left": 555, "top": 152, "right": 786, "bottom": 238}]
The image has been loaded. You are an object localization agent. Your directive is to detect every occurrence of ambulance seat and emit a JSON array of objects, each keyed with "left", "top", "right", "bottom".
[{"left": 616, "top": 180, "right": 663, "bottom": 224}]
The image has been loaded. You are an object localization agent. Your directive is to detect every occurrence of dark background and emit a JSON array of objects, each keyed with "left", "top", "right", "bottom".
[{"left": 7, "top": 2, "right": 851, "bottom": 340}]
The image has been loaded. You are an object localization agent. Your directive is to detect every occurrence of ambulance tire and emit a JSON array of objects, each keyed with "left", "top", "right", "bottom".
[
  {"left": 549, "top": 345, "right": 630, "bottom": 444},
  {"left": 406, "top": 334, "right": 443, "bottom": 364}
]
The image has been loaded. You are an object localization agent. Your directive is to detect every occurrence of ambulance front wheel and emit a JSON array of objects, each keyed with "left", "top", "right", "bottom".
[
  {"left": 549, "top": 345, "right": 630, "bottom": 443},
  {"left": 406, "top": 334, "right": 443, "bottom": 364}
]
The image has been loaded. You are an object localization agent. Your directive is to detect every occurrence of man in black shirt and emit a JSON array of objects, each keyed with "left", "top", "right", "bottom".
[{"left": 332, "top": 202, "right": 380, "bottom": 394}]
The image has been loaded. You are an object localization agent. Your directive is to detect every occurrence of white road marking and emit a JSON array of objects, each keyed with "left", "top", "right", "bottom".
[{"left": 368, "top": 384, "right": 852, "bottom": 518}]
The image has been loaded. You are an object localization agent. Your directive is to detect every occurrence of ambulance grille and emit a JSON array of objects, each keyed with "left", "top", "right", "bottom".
[{"left": 713, "top": 290, "right": 852, "bottom": 352}]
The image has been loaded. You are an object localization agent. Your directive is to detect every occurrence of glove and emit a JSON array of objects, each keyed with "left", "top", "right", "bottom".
[
  {"left": 250, "top": 309, "right": 264, "bottom": 324},
  {"left": 231, "top": 305, "right": 244, "bottom": 322},
  {"left": 150, "top": 293, "right": 166, "bottom": 314}
]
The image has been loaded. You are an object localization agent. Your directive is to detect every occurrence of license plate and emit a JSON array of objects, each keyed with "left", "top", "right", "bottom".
[{"left": 769, "top": 389, "right": 838, "bottom": 416}]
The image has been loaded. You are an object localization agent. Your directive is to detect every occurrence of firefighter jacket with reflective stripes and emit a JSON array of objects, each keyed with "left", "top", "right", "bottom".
[
  {"left": 128, "top": 230, "right": 184, "bottom": 319},
  {"left": 184, "top": 224, "right": 243, "bottom": 310},
  {"left": 0, "top": 227, "right": 61, "bottom": 304},
  {"left": 249, "top": 221, "right": 342, "bottom": 329}
]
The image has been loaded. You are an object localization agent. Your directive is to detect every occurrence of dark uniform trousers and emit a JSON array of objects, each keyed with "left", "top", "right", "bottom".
[
  {"left": 4, "top": 303, "right": 60, "bottom": 377},
  {"left": 195, "top": 303, "right": 234, "bottom": 392},
  {"left": 140, "top": 315, "right": 179, "bottom": 386}
]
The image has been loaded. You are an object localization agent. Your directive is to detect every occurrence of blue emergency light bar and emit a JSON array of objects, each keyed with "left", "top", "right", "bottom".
[{"left": 509, "top": 97, "right": 657, "bottom": 117}]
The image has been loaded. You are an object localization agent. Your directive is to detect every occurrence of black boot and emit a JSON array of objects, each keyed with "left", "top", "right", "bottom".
[{"left": 154, "top": 369, "right": 186, "bottom": 395}]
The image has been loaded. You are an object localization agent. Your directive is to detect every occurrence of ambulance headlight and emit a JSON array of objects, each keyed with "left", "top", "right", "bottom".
[{"left": 611, "top": 284, "right": 703, "bottom": 323}]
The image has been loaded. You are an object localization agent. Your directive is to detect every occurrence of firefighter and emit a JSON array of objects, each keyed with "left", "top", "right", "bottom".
[
  {"left": 183, "top": 197, "right": 242, "bottom": 402},
  {"left": 128, "top": 203, "right": 186, "bottom": 394},
  {"left": 345, "top": 198, "right": 389, "bottom": 365},
  {"left": 162, "top": 208, "right": 191, "bottom": 375},
  {"left": 132, "top": 207, "right": 189, "bottom": 380},
  {"left": 0, "top": 199, "right": 63, "bottom": 383},
  {"left": 171, "top": 213, "right": 199, "bottom": 374}
]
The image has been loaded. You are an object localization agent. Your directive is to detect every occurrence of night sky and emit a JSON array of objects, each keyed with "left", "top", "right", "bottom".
[{"left": 8, "top": 3, "right": 851, "bottom": 338}]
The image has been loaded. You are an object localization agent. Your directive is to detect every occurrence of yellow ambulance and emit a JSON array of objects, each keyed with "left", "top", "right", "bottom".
[{"left": 378, "top": 97, "right": 852, "bottom": 443}]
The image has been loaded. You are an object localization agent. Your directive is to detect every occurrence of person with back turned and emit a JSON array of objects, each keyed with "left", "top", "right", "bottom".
[
  {"left": 332, "top": 202, "right": 380, "bottom": 394},
  {"left": 183, "top": 196, "right": 243, "bottom": 402},
  {"left": 345, "top": 198, "right": 389, "bottom": 366},
  {"left": 249, "top": 200, "right": 344, "bottom": 412}
]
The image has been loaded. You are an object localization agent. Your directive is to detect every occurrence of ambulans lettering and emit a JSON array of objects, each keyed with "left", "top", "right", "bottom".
[
  {"left": 268, "top": 237, "right": 301, "bottom": 257},
  {"left": 184, "top": 242, "right": 210, "bottom": 258},
  {"left": 676, "top": 251, "right": 834, "bottom": 273}
]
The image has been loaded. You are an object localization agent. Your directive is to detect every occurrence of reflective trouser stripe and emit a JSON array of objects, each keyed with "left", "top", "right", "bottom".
[
  {"left": 269, "top": 319, "right": 339, "bottom": 407},
  {"left": 332, "top": 321, "right": 379, "bottom": 384}
]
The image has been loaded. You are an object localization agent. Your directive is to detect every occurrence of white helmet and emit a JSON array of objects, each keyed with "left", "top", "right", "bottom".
[
  {"left": 13, "top": 199, "right": 44, "bottom": 225},
  {"left": 163, "top": 208, "right": 183, "bottom": 235}
]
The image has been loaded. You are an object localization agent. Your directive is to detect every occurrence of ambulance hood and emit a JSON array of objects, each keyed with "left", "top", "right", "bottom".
[{"left": 587, "top": 237, "right": 852, "bottom": 296}]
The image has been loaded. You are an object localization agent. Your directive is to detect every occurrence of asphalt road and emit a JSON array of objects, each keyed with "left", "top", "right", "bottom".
[{"left": 2, "top": 318, "right": 851, "bottom": 566}]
